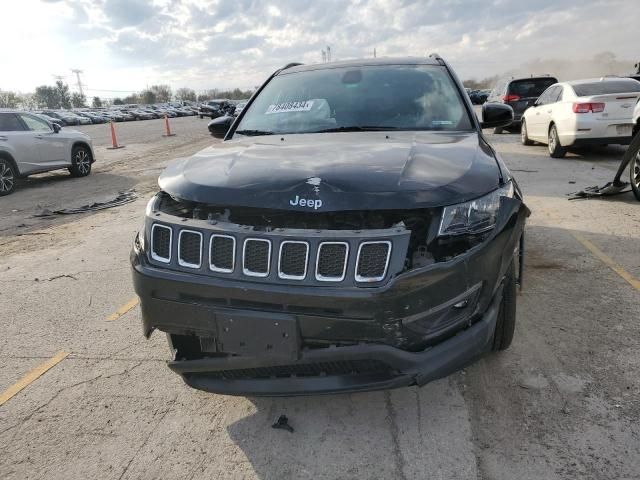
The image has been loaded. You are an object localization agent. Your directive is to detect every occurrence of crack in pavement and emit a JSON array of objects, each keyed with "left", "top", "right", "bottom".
[
  {"left": 116, "top": 395, "right": 178, "bottom": 480},
  {"left": 384, "top": 391, "right": 408, "bottom": 480},
  {"left": 0, "top": 361, "right": 144, "bottom": 439}
]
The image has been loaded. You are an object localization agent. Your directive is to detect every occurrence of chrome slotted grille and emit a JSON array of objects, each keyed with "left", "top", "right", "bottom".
[
  {"left": 209, "top": 235, "right": 235, "bottom": 273},
  {"left": 151, "top": 224, "right": 172, "bottom": 263},
  {"left": 178, "top": 230, "right": 202, "bottom": 268},
  {"left": 148, "top": 223, "right": 400, "bottom": 285},
  {"left": 279, "top": 241, "right": 309, "bottom": 280},
  {"left": 316, "top": 242, "right": 349, "bottom": 282},
  {"left": 356, "top": 241, "right": 391, "bottom": 282},
  {"left": 243, "top": 239, "right": 271, "bottom": 277}
]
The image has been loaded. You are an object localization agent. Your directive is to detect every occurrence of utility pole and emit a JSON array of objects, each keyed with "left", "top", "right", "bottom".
[
  {"left": 71, "top": 69, "right": 84, "bottom": 97},
  {"left": 326, "top": 46, "right": 331, "bottom": 62},
  {"left": 52, "top": 74, "right": 65, "bottom": 83},
  {"left": 321, "top": 50, "right": 326, "bottom": 63}
]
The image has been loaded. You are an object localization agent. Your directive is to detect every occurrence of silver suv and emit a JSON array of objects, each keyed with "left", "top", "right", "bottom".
[{"left": 0, "top": 111, "right": 95, "bottom": 196}]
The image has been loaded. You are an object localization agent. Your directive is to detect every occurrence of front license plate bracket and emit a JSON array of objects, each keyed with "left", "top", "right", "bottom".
[{"left": 216, "top": 311, "right": 299, "bottom": 361}]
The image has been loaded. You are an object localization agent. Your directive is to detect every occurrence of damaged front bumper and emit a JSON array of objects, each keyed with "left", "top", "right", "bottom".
[{"left": 131, "top": 197, "right": 529, "bottom": 396}]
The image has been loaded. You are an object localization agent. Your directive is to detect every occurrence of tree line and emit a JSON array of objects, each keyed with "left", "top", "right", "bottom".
[{"left": 0, "top": 82, "right": 254, "bottom": 110}]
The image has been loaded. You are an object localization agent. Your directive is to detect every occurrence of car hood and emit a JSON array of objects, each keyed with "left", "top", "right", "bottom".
[{"left": 158, "top": 131, "right": 501, "bottom": 211}]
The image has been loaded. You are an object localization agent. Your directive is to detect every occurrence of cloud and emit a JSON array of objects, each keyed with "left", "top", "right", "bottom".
[{"left": 1, "top": 0, "right": 639, "bottom": 95}]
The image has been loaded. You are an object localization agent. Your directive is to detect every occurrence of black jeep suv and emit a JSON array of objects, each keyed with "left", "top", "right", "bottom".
[{"left": 131, "top": 56, "right": 529, "bottom": 396}]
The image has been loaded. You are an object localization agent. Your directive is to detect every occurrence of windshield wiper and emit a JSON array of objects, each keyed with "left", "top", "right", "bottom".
[
  {"left": 235, "top": 129, "right": 275, "bottom": 136},
  {"left": 311, "top": 126, "right": 399, "bottom": 133}
]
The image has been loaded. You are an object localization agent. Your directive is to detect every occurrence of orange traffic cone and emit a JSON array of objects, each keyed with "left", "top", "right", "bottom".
[
  {"left": 107, "top": 121, "right": 125, "bottom": 149},
  {"left": 162, "top": 114, "right": 176, "bottom": 137}
]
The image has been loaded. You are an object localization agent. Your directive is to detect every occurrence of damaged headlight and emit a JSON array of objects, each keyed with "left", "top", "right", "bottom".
[{"left": 438, "top": 182, "right": 514, "bottom": 236}]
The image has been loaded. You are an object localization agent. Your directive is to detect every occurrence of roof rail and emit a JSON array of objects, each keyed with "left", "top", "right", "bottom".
[
  {"left": 282, "top": 62, "right": 303, "bottom": 70},
  {"left": 428, "top": 53, "right": 445, "bottom": 65}
]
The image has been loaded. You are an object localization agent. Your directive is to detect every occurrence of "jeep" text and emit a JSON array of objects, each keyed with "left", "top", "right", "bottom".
[{"left": 289, "top": 195, "right": 323, "bottom": 210}]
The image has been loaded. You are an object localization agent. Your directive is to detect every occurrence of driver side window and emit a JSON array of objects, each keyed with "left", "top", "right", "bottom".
[{"left": 19, "top": 114, "right": 52, "bottom": 132}]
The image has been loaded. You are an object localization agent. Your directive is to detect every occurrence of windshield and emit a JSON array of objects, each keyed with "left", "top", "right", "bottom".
[
  {"left": 572, "top": 80, "right": 640, "bottom": 96},
  {"left": 508, "top": 78, "right": 557, "bottom": 98},
  {"left": 235, "top": 64, "right": 473, "bottom": 136}
]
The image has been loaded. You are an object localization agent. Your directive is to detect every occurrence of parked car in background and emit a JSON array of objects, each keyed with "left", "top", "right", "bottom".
[
  {"left": 36, "top": 113, "right": 64, "bottom": 128},
  {"left": 0, "top": 110, "right": 95, "bottom": 195},
  {"left": 76, "top": 111, "right": 108, "bottom": 124},
  {"left": 42, "top": 110, "right": 79, "bottom": 126},
  {"left": 487, "top": 75, "right": 558, "bottom": 133},
  {"left": 233, "top": 101, "right": 248, "bottom": 116},
  {"left": 521, "top": 77, "right": 640, "bottom": 157},
  {"left": 199, "top": 99, "right": 233, "bottom": 119}
]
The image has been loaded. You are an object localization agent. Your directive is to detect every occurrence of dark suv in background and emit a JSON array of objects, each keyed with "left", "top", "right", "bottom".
[{"left": 487, "top": 75, "right": 558, "bottom": 133}]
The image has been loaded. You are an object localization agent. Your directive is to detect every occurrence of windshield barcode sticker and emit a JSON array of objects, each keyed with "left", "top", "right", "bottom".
[{"left": 266, "top": 101, "right": 314, "bottom": 114}]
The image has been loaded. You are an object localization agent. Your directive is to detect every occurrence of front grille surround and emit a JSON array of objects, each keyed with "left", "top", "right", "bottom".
[
  {"left": 242, "top": 238, "right": 272, "bottom": 277},
  {"left": 355, "top": 240, "right": 392, "bottom": 283},
  {"left": 150, "top": 224, "right": 172, "bottom": 263},
  {"left": 145, "top": 217, "right": 411, "bottom": 287},
  {"left": 209, "top": 234, "right": 235, "bottom": 273},
  {"left": 315, "top": 241, "right": 349, "bottom": 282},
  {"left": 278, "top": 240, "right": 309, "bottom": 280},
  {"left": 178, "top": 229, "right": 203, "bottom": 268}
]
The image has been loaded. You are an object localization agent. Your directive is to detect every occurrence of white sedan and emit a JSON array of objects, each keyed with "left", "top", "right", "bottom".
[{"left": 521, "top": 78, "right": 640, "bottom": 157}]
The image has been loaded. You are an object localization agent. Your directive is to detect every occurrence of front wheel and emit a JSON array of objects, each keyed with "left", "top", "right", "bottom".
[
  {"left": 0, "top": 158, "right": 17, "bottom": 196},
  {"left": 492, "top": 261, "right": 517, "bottom": 351},
  {"left": 548, "top": 125, "right": 566, "bottom": 158},
  {"left": 521, "top": 120, "right": 534, "bottom": 145},
  {"left": 494, "top": 126, "right": 504, "bottom": 134},
  {"left": 631, "top": 147, "right": 640, "bottom": 201},
  {"left": 69, "top": 146, "right": 92, "bottom": 177}
]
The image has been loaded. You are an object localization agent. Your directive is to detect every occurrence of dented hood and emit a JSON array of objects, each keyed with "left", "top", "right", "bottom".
[{"left": 158, "top": 131, "right": 501, "bottom": 211}]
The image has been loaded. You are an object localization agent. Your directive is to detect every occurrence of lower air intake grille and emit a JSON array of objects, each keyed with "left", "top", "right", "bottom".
[
  {"left": 197, "top": 359, "right": 395, "bottom": 380},
  {"left": 178, "top": 230, "right": 202, "bottom": 267},
  {"left": 279, "top": 241, "right": 308, "bottom": 279},
  {"left": 356, "top": 241, "right": 391, "bottom": 282},
  {"left": 316, "top": 242, "right": 348, "bottom": 281},
  {"left": 210, "top": 235, "right": 235, "bottom": 272},
  {"left": 151, "top": 224, "right": 171, "bottom": 262},
  {"left": 243, "top": 239, "right": 271, "bottom": 276}
]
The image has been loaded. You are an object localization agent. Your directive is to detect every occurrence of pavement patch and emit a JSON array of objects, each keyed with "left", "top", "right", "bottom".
[{"left": 0, "top": 351, "right": 68, "bottom": 406}]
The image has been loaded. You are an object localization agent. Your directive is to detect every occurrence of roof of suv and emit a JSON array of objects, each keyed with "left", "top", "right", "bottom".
[{"left": 280, "top": 57, "right": 442, "bottom": 74}]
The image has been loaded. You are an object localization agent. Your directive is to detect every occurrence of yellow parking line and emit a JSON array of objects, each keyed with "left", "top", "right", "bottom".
[
  {"left": 573, "top": 233, "right": 640, "bottom": 291},
  {"left": 0, "top": 351, "right": 69, "bottom": 407},
  {"left": 106, "top": 296, "right": 139, "bottom": 321}
]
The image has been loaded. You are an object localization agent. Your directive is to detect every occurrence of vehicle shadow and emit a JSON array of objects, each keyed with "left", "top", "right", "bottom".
[{"left": 225, "top": 377, "right": 476, "bottom": 479}]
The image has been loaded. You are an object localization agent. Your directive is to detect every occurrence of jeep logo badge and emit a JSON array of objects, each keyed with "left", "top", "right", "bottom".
[{"left": 290, "top": 195, "right": 323, "bottom": 210}]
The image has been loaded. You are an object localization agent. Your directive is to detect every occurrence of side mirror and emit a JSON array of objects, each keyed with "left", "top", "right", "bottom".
[
  {"left": 52, "top": 123, "right": 61, "bottom": 133},
  {"left": 208, "top": 115, "right": 233, "bottom": 139},
  {"left": 481, "top": 103, "right": 513, "bottom": 129}
]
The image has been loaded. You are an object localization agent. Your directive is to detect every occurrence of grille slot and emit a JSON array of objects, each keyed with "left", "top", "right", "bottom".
[
  {"left": 178, "top": 230, "right": 202, "bottom": 268},
  {"left": 278, "top": 241, "right": 309, "bottom": 280},
  {"left": 209, "top": 235, "right": 235, "bottom": 273},
  {"left": 356, "top": 241, "right": 391, "bottom": 282},
  {"left": 316, "top": 242, "right": 349, "bottom": 282},
  {"left": 243, "top": 238, "right": 271, "bottom": 277},
  {"left": 150, "top": 224, "right": 172, "bottom": 263}
]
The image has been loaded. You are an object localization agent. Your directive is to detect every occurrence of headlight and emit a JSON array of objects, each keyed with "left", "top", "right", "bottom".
[{"left": 438, "top": 182, "right": 514, "bottom": 237}]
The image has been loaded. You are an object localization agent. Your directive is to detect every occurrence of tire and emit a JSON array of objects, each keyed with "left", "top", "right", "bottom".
[
  {"left": 631, "top": 147, "right": 640, "bottom": 202},
  {"left": 521, "top": 120, "right": 534, "bottom": 146},
  {"left": 494, "top": 127, "right": 504, "bottom": 134},
  {"left": 69, "top": 145, "right": 92, "bottom": 178},
  {"left": 199, "top": 115, "right": 203, "bottom": 119},
  {"left": 548, "top": 125, "right": 566, "bottom": 158},
  {"left": 0, "top": 158, "right": 17, "bottom": 196},
  {"left": 492, "top": 261, "right": 517, "bottom": 351}
]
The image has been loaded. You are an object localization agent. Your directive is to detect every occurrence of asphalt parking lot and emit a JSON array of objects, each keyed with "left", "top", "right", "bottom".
[{"left": 1, "top": 116, "right": 639, "bottom": 479}]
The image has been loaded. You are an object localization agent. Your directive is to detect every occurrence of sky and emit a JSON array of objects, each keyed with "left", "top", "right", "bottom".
[{"left": 1, "top": 0, "right": 639, "bottom": 98}]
